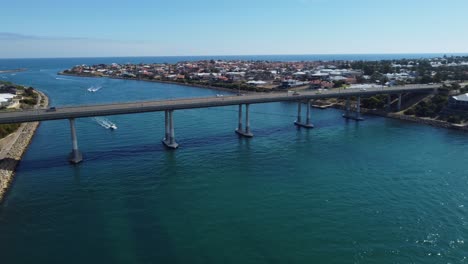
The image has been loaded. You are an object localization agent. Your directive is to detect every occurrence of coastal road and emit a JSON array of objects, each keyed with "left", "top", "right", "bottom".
[{"left": 0, "top": 84, "right": 440, "bottom": 124}]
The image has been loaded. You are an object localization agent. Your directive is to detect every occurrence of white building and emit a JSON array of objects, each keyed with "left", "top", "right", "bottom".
[
  {"left": 449, "top": 93, "right": 468, "bottom": 110},
  {"left": 0, "top": 93, "right": 15, "bottom": 107}
]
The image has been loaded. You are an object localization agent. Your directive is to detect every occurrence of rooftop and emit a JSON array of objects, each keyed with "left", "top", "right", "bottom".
[{"left": 452, "top": 93, "right": 468, "bottom": 102}]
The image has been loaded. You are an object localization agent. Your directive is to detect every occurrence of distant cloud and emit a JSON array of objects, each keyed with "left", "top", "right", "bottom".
[
  {"left": 0, "top": 32, "right": 99, "bottom": 41},
  {"left": 0, "top": 32, "right": 43, "bottom": 40},
  {"left": 0, "top": 32, "right": 179, "bottom": 58}
]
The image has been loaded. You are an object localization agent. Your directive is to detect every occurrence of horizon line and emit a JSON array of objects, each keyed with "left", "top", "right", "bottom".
[{"left": 1, "top": 52, "right": 468, "bottom": 60}]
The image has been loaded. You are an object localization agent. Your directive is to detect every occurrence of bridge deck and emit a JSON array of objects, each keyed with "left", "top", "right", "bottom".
[{"left": 0, "top": 85, "right": 438, "bottom": 124}]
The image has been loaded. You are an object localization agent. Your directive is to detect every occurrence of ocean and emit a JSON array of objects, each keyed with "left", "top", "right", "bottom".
[{"left": 0, "top": 55, "right": 467, "bottom": 263}]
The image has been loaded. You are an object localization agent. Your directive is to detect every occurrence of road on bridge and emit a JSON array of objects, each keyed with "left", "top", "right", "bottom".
[{"left": 0, "top": 84, "right": 439, "bottom": 124}]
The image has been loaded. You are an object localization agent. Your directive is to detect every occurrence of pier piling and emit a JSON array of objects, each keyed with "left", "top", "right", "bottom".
[
  {"left": 342, "top": 96, "right": 364, "bottom": 121},
  {"left": 397, "top": 94, "right": 402, "bottom": 111},
  {"left": 68, "top": 118, "right": 83, "bottom": 164},
  {"left": 236, "top": 104, "right": 254, "bottom": 137},
  {"left": 162, "top": 110, "right": 179, "bottom": 149},
  {"left": 295, "top": 100, "right": 314, "bottom": 128}
]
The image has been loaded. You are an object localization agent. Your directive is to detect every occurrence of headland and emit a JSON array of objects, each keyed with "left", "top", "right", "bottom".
[
  {"left": 0, "top": 82, "right": 48, "bottom": 203},
  {"left": 0, "top": 68, "right": 27, "bottom": 74}
]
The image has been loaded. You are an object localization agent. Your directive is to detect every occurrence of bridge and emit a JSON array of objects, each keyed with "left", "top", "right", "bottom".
[{"left": 0, "top": 84, "right": 439, "bottom": 163}]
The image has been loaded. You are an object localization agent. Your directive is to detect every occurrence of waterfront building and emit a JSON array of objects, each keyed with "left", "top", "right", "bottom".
[
  {"left": 281, "top": 79, "right": 309, "bottom": 88},
  {"left": 0, "top": 93, "right": 15, "bottom": 107},
  {"left": 246, "top": 80, "right": 267, "bottom": 86},
  {"left": 448, "top": 93, "right": 468, "bottom": 110}
]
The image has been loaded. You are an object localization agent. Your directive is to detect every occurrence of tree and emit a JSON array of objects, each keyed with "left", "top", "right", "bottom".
[
  {"left": 420, "top": 75, "right": 432, "bottom": 84},
  {"left": 451, "top": 83, "right": 461, "bottom": 90},
  {"left": 333, "top": 80, "right": 346, "bottom": 88}
]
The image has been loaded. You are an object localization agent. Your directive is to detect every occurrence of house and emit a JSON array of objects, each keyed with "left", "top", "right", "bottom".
[
  {"left": 0, "top": 93, "right": 15, "bottom": 107},
  {"left": 448, "top": 93, "right": 468, "bottom": 110},
  {"left": 281, "top": 80, "right": 308, "bottom": 88},
  {"left": 247, "top": 81, "right": 267, "bottom": 86}
]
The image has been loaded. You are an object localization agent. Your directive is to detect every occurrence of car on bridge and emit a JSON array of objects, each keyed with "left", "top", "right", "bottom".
[{"left": 46, "top": 107, "right": 56, "bottom": 112}]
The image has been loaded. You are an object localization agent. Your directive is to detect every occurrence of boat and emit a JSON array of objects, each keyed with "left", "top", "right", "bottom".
[
  {"left": 87, "top": 86, "right": 102, "bottom": 92},
  {"left": 93, "top": 117, "right": 117, "bottom": 130}
]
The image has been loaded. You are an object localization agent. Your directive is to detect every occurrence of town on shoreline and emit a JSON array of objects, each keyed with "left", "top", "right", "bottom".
[
  {"left": 1, "top": 56, "right": 468, "bottom": 202},
  {"left": 61, "top": 56, "right": 468, "bottom": 92},
  {"left": 61, "top": 56, "right": 468, "bottom": 125}
]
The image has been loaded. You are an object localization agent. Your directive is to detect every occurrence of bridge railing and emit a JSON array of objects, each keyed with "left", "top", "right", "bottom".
[{"left": 0, "top": 84, "right": 441, "bottom": 115}]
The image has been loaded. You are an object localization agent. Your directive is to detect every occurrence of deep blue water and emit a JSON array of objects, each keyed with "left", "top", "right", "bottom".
[
  {"left": 0, "top": 56, "right": 468, "bottom": 263},
  {"left": 2, "top": 53, "right": 468, "bottom": 70}
]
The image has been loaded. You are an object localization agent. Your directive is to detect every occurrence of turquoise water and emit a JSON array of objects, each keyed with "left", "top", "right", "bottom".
[{"left": 0, "top": 57, "right": 468, "bottom": 263}]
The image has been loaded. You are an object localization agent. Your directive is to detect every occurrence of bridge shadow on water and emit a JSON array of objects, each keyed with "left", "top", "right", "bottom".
[
  {"left": 16, "top": 132, "right": 241, "bottom": 172},
  {"left": 16, "top": 115, "right": 370, "bottom": 173}
]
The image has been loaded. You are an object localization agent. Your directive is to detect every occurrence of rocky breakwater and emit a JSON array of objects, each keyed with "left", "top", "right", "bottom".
[{"left": 0, "top": 90, "right": 48, "bottom": 203}]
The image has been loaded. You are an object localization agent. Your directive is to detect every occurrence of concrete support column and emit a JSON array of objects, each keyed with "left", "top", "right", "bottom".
[
  {"left": 164, "top": 110, "right": 170, "bottom": 141},
  {"left": 245, "top": 104, "right": 251, "bottom": 135},
  {"left": 295, "top": 100, "right": 314, "bottom": 128},
  {"left": 356, "top": 96, "right": 362, "bottom": 120},
  {"left": 162, "top": 110, "right": 178, "bottom": 149},
  {"left": 235, "top": 104, "right": 253, "bottom": 137},
  {"left": 68, "top": 118, "right": 83, "bottom": 164},
  {"left": 169, "top": 110, "right": 175, "bottom": 145},
  {"left": 397, "top": 93, "right": 402, "bottom": 111},
  {"left": 237, "top": 104, "right": 243, "bottom": 132},
  {"left": 387, "top": 95, "right": 392, "bottom": 111},
  {"left": 296, "top": 102, "right": 302, "bottom": 124},
  {"left": 345, "top": 97, "right": 351, "bottom": 116}
]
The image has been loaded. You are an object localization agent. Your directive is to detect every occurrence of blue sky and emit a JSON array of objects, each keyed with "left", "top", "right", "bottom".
[{"left": 1, "top": 0, "right": 468, "bottom": 58}]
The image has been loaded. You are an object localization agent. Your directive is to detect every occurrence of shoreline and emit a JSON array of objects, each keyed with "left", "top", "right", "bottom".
[
  {"left": 60, "top": 72, "right": 467, "bottom": 132},
  {"left": 58, "top": 72, "right": 260, "bottom": 94},
  {"left": 0, "top": 68, "right": 27, "bottom": 74},
  {"left": 322, "top": 101, "right": 468, "bottom": 132},
  {"left": 0, "top": 90, "right": 49, "bottom": 203}
]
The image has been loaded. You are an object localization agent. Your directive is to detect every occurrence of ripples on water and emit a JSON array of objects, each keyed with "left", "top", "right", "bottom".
[{"left": 0, "top": 58, "right": 467, "bottom": 263}]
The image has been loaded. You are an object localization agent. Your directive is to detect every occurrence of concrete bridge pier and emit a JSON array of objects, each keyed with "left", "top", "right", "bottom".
[
  {"left": 236, "top": 104, "right": 254, "bottom": 137},
  {"left": 68, "top": 118, "right": 83, "bottom": 164},
  {"left": 355, "top": 96, "right": 364, "bottom": 120},
  {"left": 342, "top": 96, "right": 364, "bottom": 121},
  {"left": 162, "top": 110, "right": 179, "bottom": 149},
  {"left": 342, "top": 97, "right": 353, "bottom": 119},
  {"left": 387, "top": 95, "right": 392, "bottom": 111},
  {"left": 164, "top": 110, "right": 170, "bottom": 142},
  {"left": 294, "top": 100, "right": 314, "bottom": 128},
  {"left": 397, "top": 94, "right": 402, "bottom": 111}
]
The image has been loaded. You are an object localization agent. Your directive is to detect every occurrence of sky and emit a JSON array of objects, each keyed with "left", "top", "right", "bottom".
[{"left": 1, "top": 0, "right": 468, "bottom": 58}]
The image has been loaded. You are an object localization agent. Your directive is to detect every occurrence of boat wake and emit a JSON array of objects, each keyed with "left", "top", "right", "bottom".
[
  {"left": 87, "top": 86, "right": 102, "bottom": 92},
  {"left": 93, "top": 117, "right": 117, "bottom": 130},
  {"left": 56, "top": 77, "right": 73, "bottom": 81}
]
